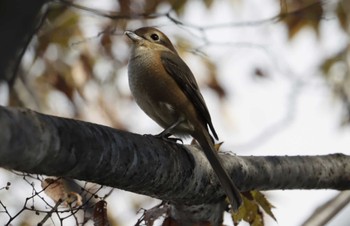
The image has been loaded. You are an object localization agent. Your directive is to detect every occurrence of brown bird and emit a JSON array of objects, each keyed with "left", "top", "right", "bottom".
[{"left": 125, "top": 27, "right": 242, "bottom": 211}]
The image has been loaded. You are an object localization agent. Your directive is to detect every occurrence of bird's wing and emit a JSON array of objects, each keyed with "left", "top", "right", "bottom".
[{"left": 160, "top": 52, "right": 218, "bottom": 140}]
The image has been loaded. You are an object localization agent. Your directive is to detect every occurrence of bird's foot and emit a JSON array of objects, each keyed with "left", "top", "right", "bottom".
[
  {"left": 155, "top": 130, "right": 171, "bottom": 139},
  {"left": 154, "top": 131, "right": 183, "bottom": 144}
]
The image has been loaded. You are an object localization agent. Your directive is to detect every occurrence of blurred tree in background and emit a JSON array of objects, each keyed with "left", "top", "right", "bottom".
[{"left": 0, "top": 0, "right": 349, "bottom": 225}]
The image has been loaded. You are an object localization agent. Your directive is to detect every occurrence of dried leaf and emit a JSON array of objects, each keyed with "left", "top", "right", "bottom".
[
  {"left": 41, "top": 178, "right": 67, "bottom": 204},
  {"left": 162, "top": 217, "right": 180, "bottom": 226},
  {"left": 168, "top": 0, "right": 187, "bottom": 15},
  {"left": 204, "top": 58, "right": 226, "bottom": 98},
  {"left": 100, "top": 31, "right": 113, "bottom": 57},
  {"left": 203, "top": 0, "right": 214, "bottom": 9},
  {"left": 51, "top": 71, "right": 75, "bottom": 99},
  {"left": 336, "top": 0, "right": 349, "bottom": 31},
  {"left": 41, "top": 178, "right": 83, "bottom": 207},
  {"left": 251, "top": 213, "right": 264, "bottom": 226},
  {"left": 251, "top": 191, "right": 276, "bottom": 221},
  {"left": 45, "top": 8, "right": 80, "bottom": 46},
  {"left": 118, "top": 0, "right": 131, "bottom": 15},
  {"left": 93, "top": 200, "right": 110, "bottom": 226},
  {"left": 232, "top": 190, "right": 276, "bottom": 226},
  {"left": 214, "top": 142, "right": 224, "bottom": 152},
  {"left": 281, "top": 1, "right": 323, "bottom": 39},
  {"left": 321, "top": 54, "right": 344, "bottom": 75},
  {"left": 66, "top": 192, "right": 83, "bottom": 207}
]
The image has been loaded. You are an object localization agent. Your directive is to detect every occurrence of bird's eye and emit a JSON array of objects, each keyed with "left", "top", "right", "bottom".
[{"left": 150, "top": 34, "right": 159, "bottom": 41}]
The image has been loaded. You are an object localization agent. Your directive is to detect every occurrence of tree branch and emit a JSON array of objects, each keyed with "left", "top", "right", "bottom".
[
  {"left": 0, "top": 106, "right": 349, "bottom": 206},
  {"left": 302, "top": 191, "right": 350, "bottom": 226}
]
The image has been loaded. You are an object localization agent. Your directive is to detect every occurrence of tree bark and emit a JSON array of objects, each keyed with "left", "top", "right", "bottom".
[{"left": 0, "top": 106, "right": 349, "bottom": 206}]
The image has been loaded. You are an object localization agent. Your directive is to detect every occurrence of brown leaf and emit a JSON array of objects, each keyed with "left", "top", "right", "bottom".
[
  {"left": 100, "top": 30, "right": 113, "bottom": 57},
  {"left": 281, "top": 1, "right": 324, "bottom": 39},
  {"left": 66, "top": 192, "right": 83, "bottom": 207},
  {"left": 52, "top": 71, "right": 75, "bottom": 99},
  {"left": 93, "top": 200, "right": 110, "bottom": 226},
  {"left": 41, "top": 178, "right": 67, "bottom": 204},
  {"left": 42, "top": 7, "right": 80, "bottom": 47},
  {"left": 336, "top": 0, "right": 349, "bottom": 31},
  {"left": 162, "top": 217, "right": 180, "bottom": 226},
  {"left": 204, "top": 58, "right": 226, "bottom": 98},
  {"left": 41, "top": 178, "right": 83, "bottom": 207},
  {"left": 214, "top": 142, "right": 224, "bottom": 152}
]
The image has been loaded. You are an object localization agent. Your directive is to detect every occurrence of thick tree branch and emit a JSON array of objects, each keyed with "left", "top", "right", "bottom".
[{"left": 0, "top": 106, "right": 349, "bottom": 206}]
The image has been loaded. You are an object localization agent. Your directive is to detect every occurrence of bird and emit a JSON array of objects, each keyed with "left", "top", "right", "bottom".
[{"left": 125, "top": 27, "right": 242, "bottom": 211}]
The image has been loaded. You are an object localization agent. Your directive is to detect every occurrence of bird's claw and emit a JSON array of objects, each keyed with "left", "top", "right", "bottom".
[
  {"left": 142, "top": 133, "right": 183, "bottom": 144},
  {"left": 153, "top": 131, "right": 183, "bottom": 144},
  {"left": 165, "top": 137, "right": 183, "bottom": 144}
]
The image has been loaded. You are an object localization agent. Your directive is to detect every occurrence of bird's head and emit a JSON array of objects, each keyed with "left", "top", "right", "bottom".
[{"left": 125, "top": 27, "right": 178, "bottom": 54}]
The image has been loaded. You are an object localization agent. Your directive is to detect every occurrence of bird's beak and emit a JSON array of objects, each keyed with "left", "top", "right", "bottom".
[{"left": 124, "top": 30, "right": 143, "bottom": 42}]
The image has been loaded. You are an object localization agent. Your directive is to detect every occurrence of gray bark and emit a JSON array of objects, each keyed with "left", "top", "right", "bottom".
[{"left": 0, "top": 106, "right": 349, "bottom": 206}]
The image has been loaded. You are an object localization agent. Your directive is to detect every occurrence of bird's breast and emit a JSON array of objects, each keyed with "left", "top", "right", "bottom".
[
  {"left": 127, "top": 50, "right": 195, "bottom": 134},
  {"left": 128, "top": 52, "right": 165, "bottom": 101}
]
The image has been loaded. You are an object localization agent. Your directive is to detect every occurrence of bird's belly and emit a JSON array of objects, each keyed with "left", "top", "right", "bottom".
[
  {"left": 134, "top": 90, "right": 194, "bottom": 134},
  {"left": 128, "top": 61, "right": 194, "bottom": 134}
]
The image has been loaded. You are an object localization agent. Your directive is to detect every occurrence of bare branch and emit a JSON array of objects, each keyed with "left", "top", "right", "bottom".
[
  {"left": 302, "top": 191, "right": 350, "bottom": 226},
  {"left": 1, "top": 106, "right": 349, "bottom": 207},
  {"left": 57, "top": 0, "right": 169, "bottom": 20}
]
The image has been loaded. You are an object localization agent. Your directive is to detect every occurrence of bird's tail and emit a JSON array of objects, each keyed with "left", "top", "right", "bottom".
[{"left": 194, "top": 129, "right": 242, "bottom": 211}]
